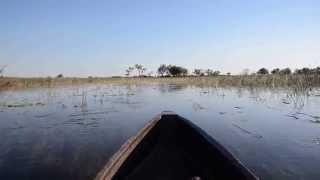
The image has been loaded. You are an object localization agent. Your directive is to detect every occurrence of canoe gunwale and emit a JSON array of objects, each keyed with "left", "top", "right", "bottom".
[{"left": 94, "top": 112, "right": 164, "bottom": 180}]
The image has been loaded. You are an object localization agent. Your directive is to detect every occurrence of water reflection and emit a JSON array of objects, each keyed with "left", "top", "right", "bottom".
[
  {"left": 0, "top": 85, "right": 319, "bottom": 180},
  {"left": 157, "top": 84, "right": 188, "bottom": 93}
]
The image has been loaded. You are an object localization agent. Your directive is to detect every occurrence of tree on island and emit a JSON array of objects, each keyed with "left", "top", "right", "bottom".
[
  {"left": 193, "top": 69, "right": 203, "bottom": 76},
  {"left": 205, "top": 69, "right": 213, "bottom": 76},
  {"left": 157, "top": 64, "right": 168, "bottom": 76},
  {"left": 134, "top": 64, "right": 142, "bottom": 76},
  {"left": 271, "top": 68, "right": 291, "bottom": 75},
  {"left": 56, "top": 74, "right": 64, "bottom": 78},
  {"left": 257, "top": 68, "right": 269, "bottom": 75},
  {"left": 125, "top": 66, "right": 134, "bottom": 77},
  {"left": 0, "top": 65, "right": 7, "bottom": 77},
  {"left": 168, "top": 65, "right": 188, "bottom": 76},
  {"left": 294, "top": 67, "right": 320, "bottom": 75},
  {"left": 141, "top": 67, "right": 147, "bottom": 76},
  {"left": 313, "top": 67, "right": 320, "bottom": 75},
  {"left": 134, "top": 64, "right": 147, "bottom": 76},
  {"left": 297, "top": 67, "right": 312, "bottom": 75},
  {"left": 271, "top": 68, "right": 280, "bottom": 74},
  {"left": 279, "top": 68, "right": 291, "bottom": 75},
  {"left": 192, "top": 68, "right": 220, "bottom": 76},
  {"left": 212, "top": 70, "right": 220, "bottom": 76}
]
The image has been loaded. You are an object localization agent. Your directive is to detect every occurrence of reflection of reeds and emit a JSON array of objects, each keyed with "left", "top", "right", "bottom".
[{"left": 80, "top": 90, "right": 88, "bottom": 112}]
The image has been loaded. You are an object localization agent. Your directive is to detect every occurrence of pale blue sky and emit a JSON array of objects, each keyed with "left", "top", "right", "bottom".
[{"left": 1, "top": 0, "right": 319, "bottom": 77}]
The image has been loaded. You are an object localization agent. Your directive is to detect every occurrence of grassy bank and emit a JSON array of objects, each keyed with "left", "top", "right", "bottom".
[{"left": 1, "top": 74, "right": 319, "bottom": 91}]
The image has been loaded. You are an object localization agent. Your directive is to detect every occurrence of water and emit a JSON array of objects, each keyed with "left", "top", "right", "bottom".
[{"left": 0, "top": 84, "right": 319, "bottom": 180}]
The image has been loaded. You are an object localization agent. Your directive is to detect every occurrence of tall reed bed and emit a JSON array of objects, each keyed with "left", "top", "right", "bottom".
[{"left": 1, "top": 74, "right": 319, "bottom": 91}]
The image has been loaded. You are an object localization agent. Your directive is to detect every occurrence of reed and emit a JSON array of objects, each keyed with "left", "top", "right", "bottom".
[{"left": 0, "top": 74, "right": 319, "bottom": 91}]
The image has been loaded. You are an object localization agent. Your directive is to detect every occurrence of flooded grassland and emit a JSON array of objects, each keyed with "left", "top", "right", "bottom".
[{"left": 0, "top": 83, "right": 320, "bottom": 180}]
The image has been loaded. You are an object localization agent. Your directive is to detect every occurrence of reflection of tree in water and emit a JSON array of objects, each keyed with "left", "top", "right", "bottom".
[
  {"left": 123, "top": 84, "right": 135, "bottom": 93},
  {"left": 157, "top": 84, "right": 188, "bottom": 94},
  {"left": 247, "top": 87, "right": 267, "bottom": 104},
  {"left": 236, "top": 87, "right": 244, "bottom": 98}
]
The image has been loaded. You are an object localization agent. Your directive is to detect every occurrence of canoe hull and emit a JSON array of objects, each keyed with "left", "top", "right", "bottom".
[{"left": 96, "top": 112, "right": 258, "bottom": 180}]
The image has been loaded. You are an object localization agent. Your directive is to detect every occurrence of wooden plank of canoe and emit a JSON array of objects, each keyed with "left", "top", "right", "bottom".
[{"left": 94, "top": 113, "right": 165, "bottom": 180}]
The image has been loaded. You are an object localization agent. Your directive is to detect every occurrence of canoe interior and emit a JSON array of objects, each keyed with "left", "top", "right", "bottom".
[{"left": 102, "top": 113, "right": 257, "bottom": 180}]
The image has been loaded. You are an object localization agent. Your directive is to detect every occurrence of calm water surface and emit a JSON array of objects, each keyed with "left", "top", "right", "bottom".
[{"left": 0, "top": 84, "right": 320, "bottom": 180}]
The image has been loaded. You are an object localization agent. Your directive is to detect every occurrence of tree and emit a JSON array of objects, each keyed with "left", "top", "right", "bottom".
[
  {"left": 134, "top": 64, "right": 143, "bottom": 76},
  {"left": 0, "top": 65, "right": 7, "bottom": 77},
  {"left": 181, "top": 67, "right": 188, "bottom": 76},
  {"left": 271, "top": 68, "right": 280, "bottom": 74},
  {"left": 295, "top": 67, "right": 311, "bottom": 75},
  {"left": 257, "top": 68, "right": 269, "bottom": 75},
  {"left": 313, "top": 67, "right": 320, "bottom": 75},
  {"left": 279, "top": 68, "right": 291, "bottom": 75},
  {"left": 157, "top": 64, "right": 168, "bottom": 76},
  {"left": 125, "top": 68, "right": 130, "bottom": 77},
  {"left": 226, "top": 72, "right": 231, "bottom": 76},
  {"left": 168, "top": 65, "right": 188, "bottom": 76},
  {"left": 205, "top": 69, "right": 213, "bottom": 76},
  {"left": 56, "top": 74, "right": 64, "bottom": 78},
  {"left": 125, "top": 66, "right": 134, "bottom": 77},
  {"left": 193, "top": 69, "right": 202, "bottom": 76},
  {"left": 301, "top": 67, "right": 311, "bottom": 74},
  {"left": 168, "top": 66, "right": 181, "bottom": 76},
  {"left": 294, "top": 69, "right": 302, "bottom": 74},
  {"left": 212, "top": 71, "right": 220, "bottom": 76},
  {"left": 141, "top": 67, "right": 147, "bottom": 76}
]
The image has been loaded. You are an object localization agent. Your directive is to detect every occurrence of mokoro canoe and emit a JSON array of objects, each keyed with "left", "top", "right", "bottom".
[{"left": 95, "top": 111, "right": 258, "bottom": 180}]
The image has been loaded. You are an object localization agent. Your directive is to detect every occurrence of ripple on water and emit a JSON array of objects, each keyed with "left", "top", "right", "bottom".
[
  {"left": 287, "top": 112, "right": 320, "bottom": 123},
  {"left": 219, "top": 112, "right": 227, "bottom": 115},
  {"left": 1, "top": 85, "right": 320, "bottom": 180},
  {"left": 34, "top": 113, "right": 54, "bottom": 118},
  {"left": 312, "top": 138, "right": 320, "bottom": 145},
  {"left": 232, "top": 123, "right": 263, "bottom": 139},
  {"left": 69, "top": 110, "right": 117, "bottom": 117}
]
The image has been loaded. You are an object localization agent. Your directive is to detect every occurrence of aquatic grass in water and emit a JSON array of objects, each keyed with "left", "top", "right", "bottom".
[{"left": 0, "top": 84, "right": 320, "bottom": 180}]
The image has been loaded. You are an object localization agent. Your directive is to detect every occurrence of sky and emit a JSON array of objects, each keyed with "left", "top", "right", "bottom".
[{"left": 1, "top": 0, "right": 320, "bottom": 77}]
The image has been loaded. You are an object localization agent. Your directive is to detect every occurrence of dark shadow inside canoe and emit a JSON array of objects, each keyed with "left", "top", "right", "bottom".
[{"left": 112, "top": 114, "right": 257, "bottom": 180}]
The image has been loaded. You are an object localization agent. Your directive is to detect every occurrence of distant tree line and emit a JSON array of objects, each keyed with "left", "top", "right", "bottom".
[
  {"left": 124, "top": 64, "right": 320, "bottom": 77},
  {"left": 157, "top": 65, "right": 223, "bottom": 77},
  {"left": 293, "top": 67, "right": 320, "bottom": 75},
  {"left": 256, "top": 67, "right": 320, "bottom": 75},
  {"left": 193, "top": 69, "right": 220, "bottom": 76}
]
